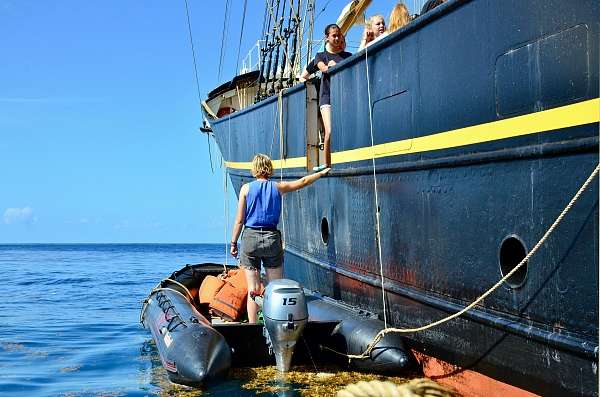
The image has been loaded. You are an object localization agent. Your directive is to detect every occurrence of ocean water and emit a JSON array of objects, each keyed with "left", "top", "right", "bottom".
[{"left": 0, "top": 243, "right": 274, "bottom": 397}]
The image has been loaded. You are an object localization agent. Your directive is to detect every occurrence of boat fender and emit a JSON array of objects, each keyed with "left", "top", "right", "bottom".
[
  {"left": 199, "top": 275, "right": 226, "bottom": 304},
  {"left": 210, "top": 269, "right": 248, "bottom": 321}
]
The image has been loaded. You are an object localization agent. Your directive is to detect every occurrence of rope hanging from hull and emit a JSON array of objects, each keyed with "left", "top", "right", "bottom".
[
  {"left": 365, "top": 47, "right": 388, "bottom": 329},
  {"left": 278, "top": 89, "right": 287, "bottom": 249},
  {"left": 345, "top": 163, "right": 600, "bottom": 360},
  {"left": 223, "top": 116, "right": 232, "bottom": 273}
]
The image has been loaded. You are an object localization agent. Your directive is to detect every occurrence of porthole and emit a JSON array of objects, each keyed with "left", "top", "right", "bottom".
[
  {"left": 499, "top": 235, "right": 528, "bottom": 288},
  {"left": 321, "top": 217, "right": 329, "bottom": 245}
]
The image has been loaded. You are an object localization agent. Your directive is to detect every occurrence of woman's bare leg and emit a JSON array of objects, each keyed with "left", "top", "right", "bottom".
[
  {"left": 320, "top": 105, "right": 332, "bottom": 167},
  {"left": 244, "top": 267, "right": 260, "bottom": 323}
]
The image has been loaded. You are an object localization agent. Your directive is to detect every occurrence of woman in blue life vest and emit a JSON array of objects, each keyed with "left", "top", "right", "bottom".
[{"left": 230, "top": 154, "right": 330, "bottom": 323}]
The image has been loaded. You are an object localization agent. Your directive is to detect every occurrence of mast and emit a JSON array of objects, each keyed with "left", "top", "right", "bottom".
[
  {"left": 287, "top": 0, "right": 302, "bottom": 87},
  {"left": 256, "top": 1, "right": 274, "bottom": 102},
  {"left": 263, "top": 0, "right": 282, "bottom": 99},
  {"left": 277, "top": 0, "right": 295, "bottom": 90},
  {"left": 269, "top": 0, "right": 287, "bottom": 95}
]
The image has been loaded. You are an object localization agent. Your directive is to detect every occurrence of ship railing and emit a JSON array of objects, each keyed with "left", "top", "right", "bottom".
[{"left": 240, "top": 40, "right": 265, "bottom": 74}]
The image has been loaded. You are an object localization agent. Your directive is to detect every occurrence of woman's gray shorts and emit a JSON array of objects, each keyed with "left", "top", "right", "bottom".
[{"left": 240, "top": 228, "right": 283, "bottom": 270}]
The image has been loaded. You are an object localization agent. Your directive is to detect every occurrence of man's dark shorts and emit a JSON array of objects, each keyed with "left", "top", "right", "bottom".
[{"left": 240, "top": 228, "right": 283, "bottom": 270}]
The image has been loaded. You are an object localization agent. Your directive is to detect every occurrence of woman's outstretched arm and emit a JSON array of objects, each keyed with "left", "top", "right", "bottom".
[{"left": 277, "top": 168, "right": 330, "bottom": 194}]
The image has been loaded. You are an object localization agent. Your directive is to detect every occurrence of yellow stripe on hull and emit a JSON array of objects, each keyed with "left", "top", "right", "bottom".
[{"left": 224, "top": 98, "right": 600, "bottom": 170}]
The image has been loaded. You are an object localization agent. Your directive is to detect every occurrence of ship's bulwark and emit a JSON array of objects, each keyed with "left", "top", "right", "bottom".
[{"left": 208, "top": 0, "right": 599, "bottom": 395}]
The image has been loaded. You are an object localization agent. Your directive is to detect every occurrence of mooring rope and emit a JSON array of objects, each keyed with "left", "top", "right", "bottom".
[
  {"left": 364, "top": 46, "right": 388, "bottom": 329},
  {"left": 278, "top": 88, "right": 287, "bottom": 249},
  {"left": 340, "top": 163, "right": 599, "bottom": 360},
  {"left": 223, "top": 115, "right": 232, "bottom": 273}
]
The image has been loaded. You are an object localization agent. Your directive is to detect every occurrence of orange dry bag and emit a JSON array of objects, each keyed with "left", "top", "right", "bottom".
[{"left": 210, "top": 269, "right": 248, "bottom": 321}]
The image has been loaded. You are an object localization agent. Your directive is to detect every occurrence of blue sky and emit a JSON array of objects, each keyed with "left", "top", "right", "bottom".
[{"left": 0, "top": 0, "right": 411, "bottom": 243}]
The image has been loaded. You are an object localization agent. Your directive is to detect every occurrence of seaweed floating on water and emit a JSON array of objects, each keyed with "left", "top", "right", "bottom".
[{"left": 231, "top": 364, "right": 420, "bottom": 397}]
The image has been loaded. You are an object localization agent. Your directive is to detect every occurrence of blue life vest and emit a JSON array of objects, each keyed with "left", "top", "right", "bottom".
[{"left": 244, "top": 180, "right": 282, "bottom": 228}]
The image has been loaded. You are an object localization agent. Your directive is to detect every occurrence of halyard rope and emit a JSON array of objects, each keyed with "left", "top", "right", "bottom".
[
  {"left": 341, "top": 163, "right": 600, "bottom": 360},
  {"left": 364, "top": 46, "right": 388, "bottom": 329}
]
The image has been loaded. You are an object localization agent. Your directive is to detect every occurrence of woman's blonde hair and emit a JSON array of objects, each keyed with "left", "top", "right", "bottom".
[
  {"left": 368, "top": 14, "right": 386, "bottom": 30},
  {"left": 388, "top": 3, "right": 410, "bottom": 33},
  {"left": 251, "top": 154, "right": 274, "bottom": 178}
]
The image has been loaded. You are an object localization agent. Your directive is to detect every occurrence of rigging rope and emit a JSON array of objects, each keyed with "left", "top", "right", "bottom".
[
  {"left": 364, "top": 47, "right": 388, "bottom": 329},
  {"left": 315, "top": 0, "right": 334, "bottom": 21},
  {"left": 183, "top": 0, "right": 201, "bottom": 100},
  {"left": 297, "top": 0, "right": 309, "bottom": 74},
  {"left": 235, "top": 0, "right": 249, "bottom": 73},
  {"left": 183, "top": 0, "right": 214, "bottom": 174},
  {"left": 306, "top": 0, "right": 316, "bottom": 63},
  {"left": 207, "top": 133, "right": 214, "bottom": 174},
  {"left": 344, "top": 162, "right": 600, "bottom": 360},
  {"left": 218, "top": 0, "right": 231, "bottom": 82}
]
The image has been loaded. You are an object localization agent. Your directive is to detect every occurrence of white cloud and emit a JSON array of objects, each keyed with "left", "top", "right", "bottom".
[{"left": 3, "top": 207, "right": 36, "bottom": 225}]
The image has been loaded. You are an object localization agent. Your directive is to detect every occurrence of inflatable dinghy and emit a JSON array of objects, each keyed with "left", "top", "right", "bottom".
[
  {"left": 141, "top": 263, "right": 314, "bottom": 385},
  {"left": 140, "top": 264, "right": 233, "bottom": 385},
  {"left": 141, "top": 263, "right": 414, "bottom": 386}
]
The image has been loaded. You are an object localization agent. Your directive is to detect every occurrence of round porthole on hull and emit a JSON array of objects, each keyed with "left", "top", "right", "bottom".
[
  {"left": 321, "top": 217, "right": 329, "bottom": 245},
  {"left": 499, "top": 235, "right": 528, "bottom": 288}
]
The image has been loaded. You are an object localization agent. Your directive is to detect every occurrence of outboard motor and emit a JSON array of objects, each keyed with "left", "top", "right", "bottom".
[{"left": 262, "top": 279, "right": 308, "bottom": 372}]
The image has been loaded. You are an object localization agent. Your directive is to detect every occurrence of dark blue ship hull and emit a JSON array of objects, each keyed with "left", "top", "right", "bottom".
[{"left": 205, "top": 0, "right": 599, "bottom": 395}]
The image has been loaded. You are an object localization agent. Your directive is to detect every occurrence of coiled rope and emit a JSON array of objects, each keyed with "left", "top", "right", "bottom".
[{"left": 337, "top": 378, "right": 455, "bottom": 397}]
